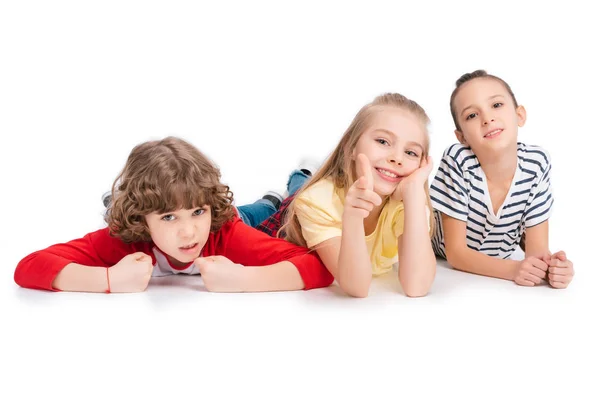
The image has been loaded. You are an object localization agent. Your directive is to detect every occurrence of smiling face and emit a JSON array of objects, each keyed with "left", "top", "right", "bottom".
[
  {"left": 145, "top": 206, "right": 212, "bottom": 267},
  {"left": 352, "top": 106, "right": 427, "bottom": 196},
  {"left": 452, "top": 77, "right": 526, "bottom": 156}
]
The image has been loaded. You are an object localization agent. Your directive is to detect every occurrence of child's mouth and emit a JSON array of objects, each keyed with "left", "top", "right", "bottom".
[
  {"left": 484, "top": 129, "right": 503, "bottom": 139},
  {"left": 179, "top": 243, "right": 199, "bottom": 253},
  {"left": 376, "top": 167, "right": 402, "bottom": 182}
]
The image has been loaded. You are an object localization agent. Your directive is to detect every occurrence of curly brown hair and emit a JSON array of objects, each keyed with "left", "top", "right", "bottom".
[{"left": 105, "top": 136, "right": 235, "bottom": 243}]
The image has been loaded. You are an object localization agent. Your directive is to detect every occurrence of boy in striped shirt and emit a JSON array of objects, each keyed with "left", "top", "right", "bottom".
[{"left": 430, "top": 70, "right": 574, "bottom": 288}]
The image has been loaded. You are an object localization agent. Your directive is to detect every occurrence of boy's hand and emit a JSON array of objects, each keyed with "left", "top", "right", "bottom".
[
  {"left": 195, "top": 255, "right": 246, "bottom": 292},
  {"left": 392, "top": 156, "right": 433, "bottom": 201},
  {"left": 544, "top": 251, "right": 574, "bottom": 289},
  {"left": 344, "top": 153, "right": 382, "bottom": 219},
  {"left": 513, "top": 256, "right": 548, "bottom": 286},
  {"left": 110, "top": 252, "right": 154, "bottom": 293}
]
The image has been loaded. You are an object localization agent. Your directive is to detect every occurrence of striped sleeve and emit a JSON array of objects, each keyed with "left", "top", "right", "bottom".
[
  {"left": 524, "top": 150, "right": 553, "bottom": 228},
  {"left": 430, "top": 146, "right": 469, "bottom": 222}
]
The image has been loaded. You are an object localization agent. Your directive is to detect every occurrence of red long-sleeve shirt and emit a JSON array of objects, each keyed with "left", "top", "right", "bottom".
[{"left": 14, "top": 216, "right": 334, "bottom": 291}]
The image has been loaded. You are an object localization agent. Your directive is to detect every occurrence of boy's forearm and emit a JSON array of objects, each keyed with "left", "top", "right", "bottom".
[
  {"left": 52, "top": 263, "right": 110, "bottom": 293},
  {"left": 338, "top": 215, "right": 372, "bottom": 297},
  {"left": 397, "top": 193, "right": 436, "bottom": 297},
  {"left": 446, "top": 247, "right": 518, "bottom": 281},
  {"left": 241, "top": 262, "right": 305, "bottom": 292}
]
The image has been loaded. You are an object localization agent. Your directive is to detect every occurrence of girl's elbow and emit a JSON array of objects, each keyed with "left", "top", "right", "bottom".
[
  {"left": 339, "top": 278, "right": 371, "bottom": 298},
  {"left": 347, "top": 287, "right": 370, "bottom": 298},
  {"left": 401, "top": 275, "right": 433, "bottom": 297},
  {"left": 399, "top": 268, "right": 435, "bottom": 297},
  {"left": 403, "top": 286, "right": 430, "bottom": 298}
]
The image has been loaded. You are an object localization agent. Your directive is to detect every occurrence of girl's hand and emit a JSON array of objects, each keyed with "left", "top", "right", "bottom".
[
  {"left": 195, "top": 255, "right": 246, "bottom": 292},
  {"left": 544, "top": 251, "right": 574, "bottom": 289},
  {"left": 392, "top": 156, "right": 433, "bottom": 202},
  {"left": 344, "top": 153, "right": 382, "bottom": 219},
  {"left": 109, "top": 252, "right": 154, "bottom": 293}
]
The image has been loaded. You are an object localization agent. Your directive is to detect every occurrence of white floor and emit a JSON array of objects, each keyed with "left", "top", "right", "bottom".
[{"left": 3, "top": 253, "right": 597, "bottom": 400}]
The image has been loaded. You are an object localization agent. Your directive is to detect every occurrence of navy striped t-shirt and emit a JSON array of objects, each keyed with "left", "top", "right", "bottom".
[{"left": 430, "top": 142, "right": 553, "bottom": 259}]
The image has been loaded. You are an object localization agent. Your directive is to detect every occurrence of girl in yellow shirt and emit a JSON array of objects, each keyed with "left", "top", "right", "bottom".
[{"left": 282, "top": 93, "right": 436, "bottom": 297}]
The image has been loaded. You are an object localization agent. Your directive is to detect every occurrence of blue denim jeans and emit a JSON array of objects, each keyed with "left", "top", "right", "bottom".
[
  {"left": 287, "top": 169, "right": 310, "bottom": 197},
  {"left": 237, "top": 199, "right": 278, "bottom": 227},
  {"left": 237, "top": 169, "right": 310, "bottom": 227}
]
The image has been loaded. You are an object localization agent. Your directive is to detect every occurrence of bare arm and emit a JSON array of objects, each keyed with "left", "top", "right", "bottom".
[
  {"left": 218, "top": 219, "right": 334, "bottom": 291},
  {"left": 523, "top": 221, "right": 550, "bottom": 259},
  {"left": 396, "top": 190, "right": 436, "bottom": 297},
  {"left": 311, "top": 153, "right": 382, "bottom": 298},
  {"left": 338, "top": 215, "right": 372, "bottom": 297},
  {"left": 53, "top": 263, "right": 110, "bottom": 292},
  {"left": 14, "top": 228, "right": 153, "bottom": 292},
  {"left": 442, "top": 214, "right": 519, "bottom": 280},
  {"left": 239, "top": 261, "right": 305, "bottom": 292},
  {"left": 53, "top": 253, "right": 154, "bottom": 293},
  {"left": 312, "top": 225, "right": 372, "bottom": 298}
]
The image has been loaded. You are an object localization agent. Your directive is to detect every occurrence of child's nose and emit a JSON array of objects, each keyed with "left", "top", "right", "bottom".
[
  {"left": 179, "top": 223, "right": 195, "bottom": 237},
  {"left": 389, "top": 152, "right": 403, "bottom": 165},
  {"left": 482, "top": 112, "right": 495, "bottom": 125}
]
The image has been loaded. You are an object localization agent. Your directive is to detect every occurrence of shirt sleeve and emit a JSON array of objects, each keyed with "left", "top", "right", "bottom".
[
  {"left": 524, "top": 152, "right": 553, "bottom": 228},
  {"left": 294, "top": 183, "right": 343, "bottom": 248},
  {"left": 14, "top": 228, "right": 151, "bottom": 291},
  {"left": 217, "top": 218, "right": 334, "bottom": 290},
  {"left": 429, "top": 147, "right": 470, "bottom": 222},
  {"left": 389, "top": 200, "right": 405, "bottom": 238}
]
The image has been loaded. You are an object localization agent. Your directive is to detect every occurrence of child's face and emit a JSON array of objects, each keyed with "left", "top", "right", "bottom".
[
  {"left": 145, "top": 206, "right": 212, "bottom": 267},
  {"left": 453, "top": 78, "right": 526, "bottom": 155},
  {"left": 353, "top": 107, "right": 427, "bottom": 196}
]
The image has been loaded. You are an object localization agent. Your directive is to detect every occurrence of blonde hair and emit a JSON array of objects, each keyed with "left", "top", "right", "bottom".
[
  {"left": 282, "top": 93, "right": 434, "bottom": 246},
  {"left": 106, "top": 136, "right": 235, "bottom": 243}
]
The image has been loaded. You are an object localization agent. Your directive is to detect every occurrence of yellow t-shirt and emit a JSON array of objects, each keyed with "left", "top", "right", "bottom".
[{"left": 294, "top": 178, "right": 407, "bottom": 276}]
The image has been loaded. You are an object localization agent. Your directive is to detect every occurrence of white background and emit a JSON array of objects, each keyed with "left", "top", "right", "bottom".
[{"left": 1, "top": 1, "right": 598, "bottom": 399}]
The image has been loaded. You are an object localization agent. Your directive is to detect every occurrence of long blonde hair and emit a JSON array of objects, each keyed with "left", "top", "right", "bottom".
[{"left": 282, "top": 93, "right": 434, "bottom": 246}]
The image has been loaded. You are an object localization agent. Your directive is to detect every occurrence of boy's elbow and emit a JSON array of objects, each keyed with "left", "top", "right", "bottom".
[
  {"left": 14, "top": 257, "right": 30, "bottom": 288},
  {"left": 14, "top": 253, "right": 45, "bottom": 290}
]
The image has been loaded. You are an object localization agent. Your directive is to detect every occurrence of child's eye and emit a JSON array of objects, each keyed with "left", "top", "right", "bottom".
[
  {"left": 193, "top": 208, "right": 206, "bottom": 216},
  {"left": 466, "top": 113, "right": 477, "bottom": 121},
  {"left": 376, "top": 138, "right": 390, "bottom": 146},
  {"left": 405, "top": 150, "right": 419, "bottom": 157},
  {"left": 161, "top": 214, "right": 175, "bottom": 222},
  {"left": 493, "top": 102, "right": 503, "bottom": 108}
]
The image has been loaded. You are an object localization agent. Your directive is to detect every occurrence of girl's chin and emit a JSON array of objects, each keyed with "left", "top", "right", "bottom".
[{"left": 374, "top": 184, "right": 397, "bottom": 197}]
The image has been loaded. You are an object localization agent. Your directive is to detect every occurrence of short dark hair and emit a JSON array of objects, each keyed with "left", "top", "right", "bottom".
[{"left": 450, "top": 70, "right": 518, "bottom": 131}]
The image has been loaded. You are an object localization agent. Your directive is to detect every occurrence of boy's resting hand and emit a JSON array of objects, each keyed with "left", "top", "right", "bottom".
[
  {"left": 110, "top": 252, "right": 154, "bottom": 293},
  {"left": 195, "top": 255, "right": 245, "bottom": 292}
]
